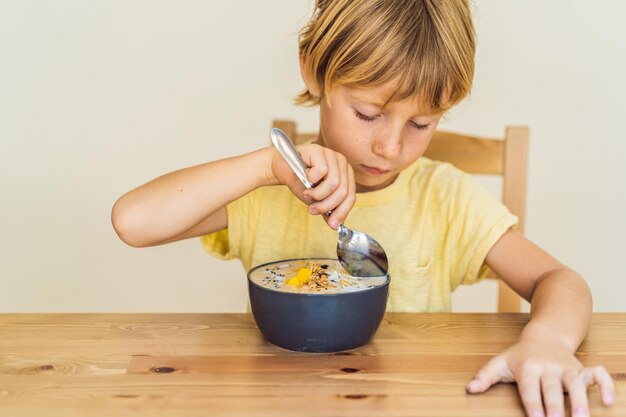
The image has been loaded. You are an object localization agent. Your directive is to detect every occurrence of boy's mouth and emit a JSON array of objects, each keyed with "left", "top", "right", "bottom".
[{"left": 360, "top": 165, "right": 392, "bottom": 176}]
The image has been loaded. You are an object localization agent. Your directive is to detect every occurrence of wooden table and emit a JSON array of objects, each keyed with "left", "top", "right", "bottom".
[{"left": 0, "top": 313, "right": 624, "bottom": 416}]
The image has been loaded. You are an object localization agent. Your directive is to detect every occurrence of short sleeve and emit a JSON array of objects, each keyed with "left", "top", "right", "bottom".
[
  {"left": 443, "top": 170, "right": 518, "bottom": 289},
  {"left": 200, "top": 228, "right": 233, "bottom": 259}
]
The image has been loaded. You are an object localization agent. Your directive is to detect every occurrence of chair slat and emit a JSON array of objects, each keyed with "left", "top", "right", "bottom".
[
  {"left": 502, "top": 126, "right": 529, "bottom": 234},
  {"left": 425, "top": 132, "right": 504, "bottom": 175}
]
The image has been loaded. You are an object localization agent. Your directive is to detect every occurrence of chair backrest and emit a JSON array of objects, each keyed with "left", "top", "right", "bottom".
[{"left": 272, "top": 119, "right": 529, "bottom": 312}]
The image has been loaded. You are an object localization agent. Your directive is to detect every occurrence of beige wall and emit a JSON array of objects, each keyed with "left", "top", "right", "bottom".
[{"left": 1, "top": 1, "right": 624, "bottom": 312}]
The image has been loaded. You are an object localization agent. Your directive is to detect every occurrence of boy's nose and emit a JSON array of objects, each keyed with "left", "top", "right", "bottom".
[{"left": 372, "top": 130, "right": 402, "bottom": 160}]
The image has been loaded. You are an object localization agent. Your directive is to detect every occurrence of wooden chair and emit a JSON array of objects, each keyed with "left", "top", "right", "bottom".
[{"left": 272, "top": 119, "right": 529, "bottom": 312}]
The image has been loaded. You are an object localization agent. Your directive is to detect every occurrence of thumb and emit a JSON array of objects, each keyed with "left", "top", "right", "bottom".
[{"left": 466, "top": 356, "right": 508, "bottom": 394}]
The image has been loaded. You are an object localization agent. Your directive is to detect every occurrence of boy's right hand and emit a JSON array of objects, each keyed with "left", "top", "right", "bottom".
[{"left": 269, "top": 143, "right": 356, "bottom": 229}]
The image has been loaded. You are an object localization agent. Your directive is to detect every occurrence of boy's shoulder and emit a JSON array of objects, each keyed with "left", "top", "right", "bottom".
[{"left": 405, "top": 157, "right": 481, "bottom": 209}]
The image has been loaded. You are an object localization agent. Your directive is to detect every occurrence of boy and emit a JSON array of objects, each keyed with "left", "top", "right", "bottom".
[{"left": 112, "top": 1, "right": 614, "bottom": 416}]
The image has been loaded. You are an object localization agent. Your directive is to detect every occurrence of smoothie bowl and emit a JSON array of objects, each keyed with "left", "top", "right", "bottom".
[{"left": 247, "top": 258, "right": 390, "bottom": 352}]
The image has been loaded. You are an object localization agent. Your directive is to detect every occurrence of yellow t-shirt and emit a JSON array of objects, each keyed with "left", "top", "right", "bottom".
[{"left": 201, "top": 157, "right": 517, "bottom": 312}]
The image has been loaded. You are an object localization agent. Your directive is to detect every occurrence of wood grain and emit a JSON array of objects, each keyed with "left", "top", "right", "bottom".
[{"left": 0, "top": 313, "right": 624, "bottom": 417}]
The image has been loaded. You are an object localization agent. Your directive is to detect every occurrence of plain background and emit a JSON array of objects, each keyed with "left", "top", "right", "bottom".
[{"left": 1, "top": 0, "right": 624, "bottom": 313}]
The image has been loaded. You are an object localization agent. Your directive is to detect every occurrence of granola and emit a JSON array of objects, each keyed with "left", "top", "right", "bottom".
[{"left": 252, "top": 259, "right": 387, "bottom": 294}]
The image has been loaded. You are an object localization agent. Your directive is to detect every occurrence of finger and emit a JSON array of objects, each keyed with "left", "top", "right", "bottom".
[
  {"left": 325, "top": 163, "right": 356, "bottom": 228},
  {"left": 304, "top": 150, "right": 340, "bottom": 203},
  {"left": 275, "top": 146, "right": 321, "bottom": 204},
  {"left": 595, "top": 366, "right": 615, "bottom": 405},
  {"left": 580, "top": 366, "right": 615, "bottom": 406},
  {"left": 301, "top": 145, "right": 328, "bottom": 187},
  {"left": 516, "top": 369, "right": 545, "bottom": 417},
  {"left": 541, "top": 372, "right": 565, "bottom": 417},
  {"left": 562, "top": 370, "right": 589, "bottom": 417},
  {"left": 311, "top": 153, "right": 350, "bottom": 217},
  {"left": 466, "top": 356, "right": 508, "bottom": 394}
]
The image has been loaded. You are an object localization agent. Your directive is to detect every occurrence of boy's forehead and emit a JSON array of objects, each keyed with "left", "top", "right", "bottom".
[{"left": 346, "top": 87, "right": 388, "bottom": 107}]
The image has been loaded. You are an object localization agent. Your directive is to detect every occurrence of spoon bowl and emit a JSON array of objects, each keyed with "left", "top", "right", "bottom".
[{"left": 270, "top": 127, "right": 389, "bottom": 277}]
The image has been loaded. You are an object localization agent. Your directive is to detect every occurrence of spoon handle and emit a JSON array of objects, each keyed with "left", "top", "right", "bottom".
[
  {"left": 270, "top": 128, "right": 314, "bottom": 189},
  {"left": 270, "top": 127, "right": 335, "bottom": 218}
]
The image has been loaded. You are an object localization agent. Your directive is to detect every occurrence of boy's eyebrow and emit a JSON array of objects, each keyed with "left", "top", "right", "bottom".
[{"left": 347, "top": 91, "right": 387, "bottom": 107}]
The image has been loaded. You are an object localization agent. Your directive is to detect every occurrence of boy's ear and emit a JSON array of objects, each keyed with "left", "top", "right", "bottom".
[{"left": 299, "top": 57, "right": 321, "bottom": 98}]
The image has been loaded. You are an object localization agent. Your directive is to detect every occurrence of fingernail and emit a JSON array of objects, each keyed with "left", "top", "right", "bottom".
[
  {"left": 465, "top": 380, "right": 478, "bottom": 393},
  {"left": 329, "top": 219, "right": 339, "bottom": 228},
  {"left": 604, "top": 392, "right": 614, "bottom": 404},
  {"left": 308, "top": 206, "right": 318, "bottom": 215},
  {"left": 531, "top": 410, "right": 544, "bottom": 417},
  {"left": 549, "top": 411, "right": 561, "bottom": 417},
  {"left": 574, "top": 407, "right": 588, "bottom": 417}
]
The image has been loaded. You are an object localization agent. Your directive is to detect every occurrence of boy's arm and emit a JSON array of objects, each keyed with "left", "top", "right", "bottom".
[
  {"left": 465, "top": 229, "right": 615, "bottom": 417},
  {"left": 112, "top": 147, "right": 279, "bottom": 247},
  {"left": 112, "top": 143, "right": 355, "bottom": 247}
]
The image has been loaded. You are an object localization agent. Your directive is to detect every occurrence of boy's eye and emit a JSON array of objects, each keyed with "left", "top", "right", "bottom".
[
  {"left": 410, "top": 121, "right": 430, "bottom": 130},
  {"left": 354, "top": 110, "right": 377, "bottom": 122}
]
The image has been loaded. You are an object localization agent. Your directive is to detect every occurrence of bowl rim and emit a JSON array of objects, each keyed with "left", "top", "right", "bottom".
[{"left": 247, "top": 257, "right": 390, "bottom": 297}]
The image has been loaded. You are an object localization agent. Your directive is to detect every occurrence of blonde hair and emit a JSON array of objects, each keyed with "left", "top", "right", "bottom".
[{"left": 297, "top": 0, "right": 475, "bottom": 113}]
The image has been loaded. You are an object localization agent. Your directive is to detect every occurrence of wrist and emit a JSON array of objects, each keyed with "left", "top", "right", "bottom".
[
  {"left": 252, "top": 146, "right": 281, "bottom": 187},
  {"left": 260, "top": 146, "right": 280, "bottom": 185},
  {"left": 519, "top": 321, "right": 580, "bottom": 353}
]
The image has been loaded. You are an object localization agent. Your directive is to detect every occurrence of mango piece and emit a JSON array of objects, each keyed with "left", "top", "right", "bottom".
[
  {"left": 285, "top": 268, "right": 313, "bottom": 288},
  {"left": 295, "top": 268, "right": 312, "bottom": 285},
  {"left": 286, "top": 277, "right": 301, "bottom": 287}
]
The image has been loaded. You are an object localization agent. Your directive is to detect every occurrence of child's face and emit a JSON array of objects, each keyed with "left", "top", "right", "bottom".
[{"left": 317, "top": 82, "right": 443, "bottom": 193}]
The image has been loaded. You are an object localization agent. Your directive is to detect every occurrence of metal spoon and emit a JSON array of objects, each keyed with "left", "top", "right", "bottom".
[{"left": 270, "top": 127, "right": 389, "bottom": 277}]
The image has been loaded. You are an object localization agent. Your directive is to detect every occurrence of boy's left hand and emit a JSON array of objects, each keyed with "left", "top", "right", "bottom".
[{"left": 466, "top": 336, "right": 615, "bottom": 417}]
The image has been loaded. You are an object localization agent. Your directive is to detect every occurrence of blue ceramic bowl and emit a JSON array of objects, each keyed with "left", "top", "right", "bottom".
[{"left": 247, "top": 258, "right": 390, "bottom": 352}]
